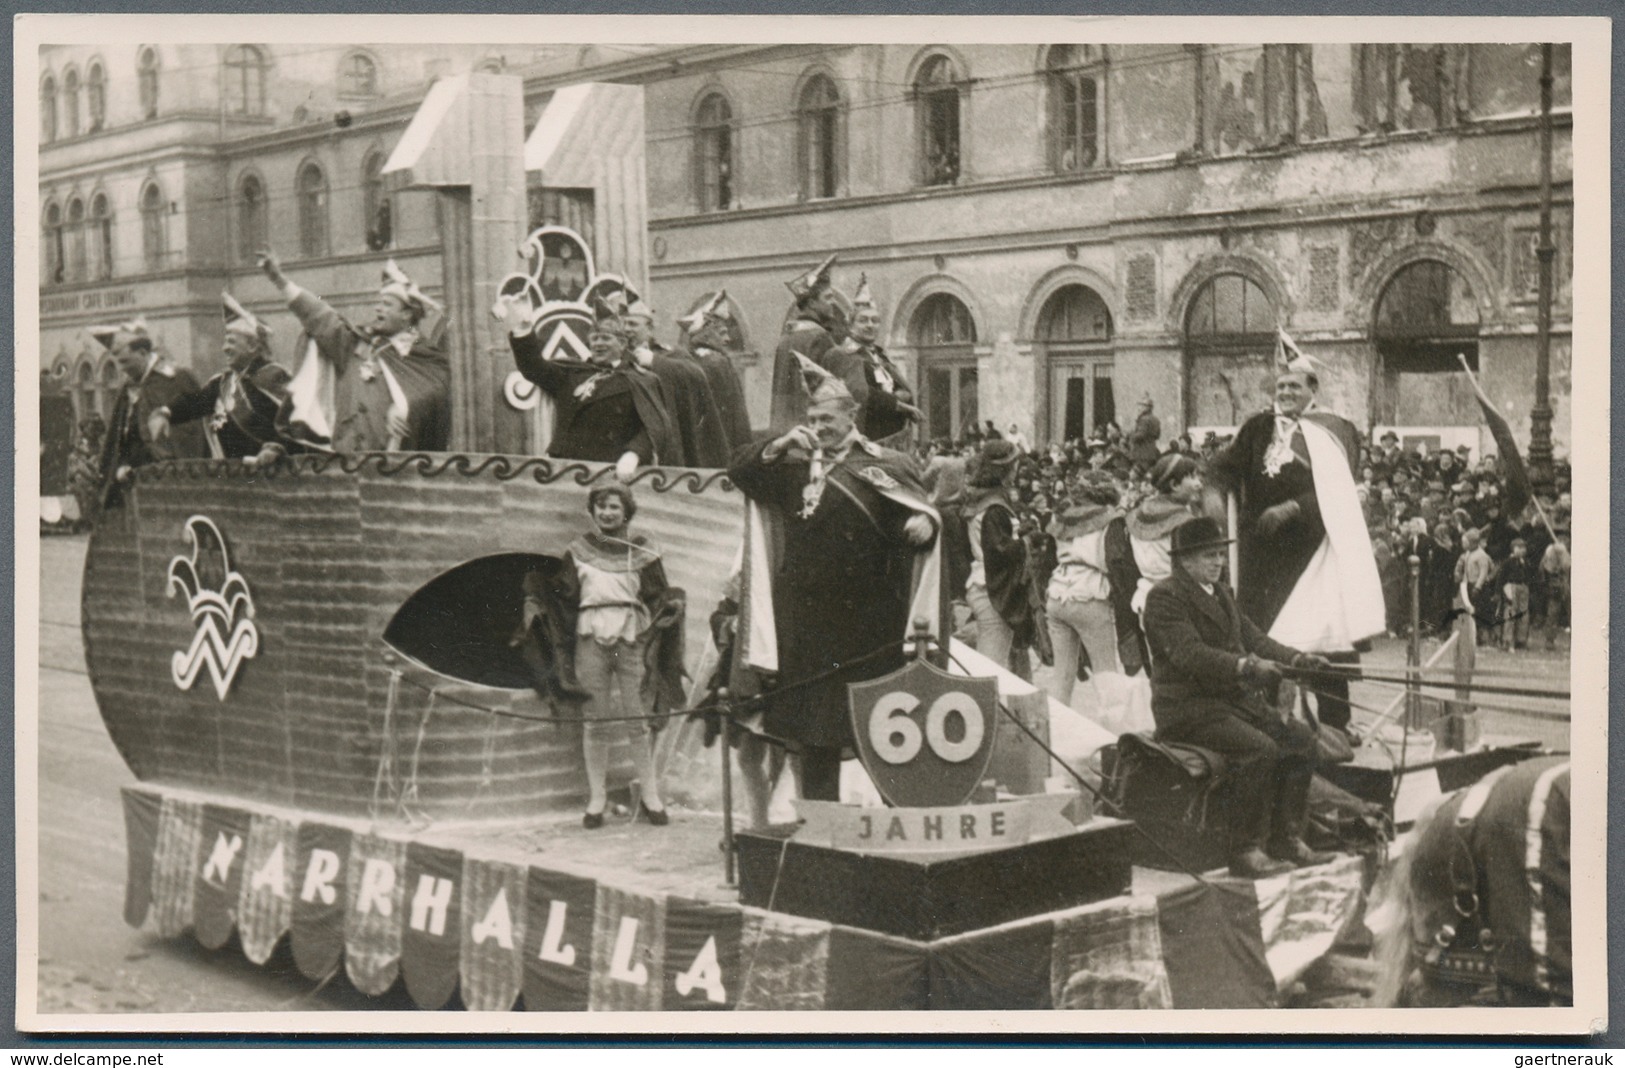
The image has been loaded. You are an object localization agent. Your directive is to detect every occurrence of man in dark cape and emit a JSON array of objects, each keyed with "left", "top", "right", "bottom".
[
  {"left": 152, "top": 292, "right": 291, "bottom": 460},
  {"left": 842, "top": 273, "right": 921, "bottom": 447},
  {"left": 259, "top": 251, "right": 451, "bottom": 453},
  {"left": 676, "top": 290, "right": 753, "bottom": 451},
  {"left": 627, "top": 298, "right": 731, "bottom": 468},
  {"left": 96, "top": 321, "right": 206, "bottom": 509},
  {"left": 729, "top": 354, "right": 945, "bottom": 802},
  {"left": 502, "top": 293, "right": 680, "bottom": 470},
  {"left": 768, "top": 253, "right": 848, "bottom": 431},
  {"left": 1206, "top": 354, "right": 1383, "bottom": 731}
]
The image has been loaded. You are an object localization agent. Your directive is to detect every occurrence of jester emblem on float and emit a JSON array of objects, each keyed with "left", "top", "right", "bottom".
[
  {"left": 847, "top": 658, "right": 999, "bottom": 808},
  {"left": 165, "top": 515, "right": 260, "bottom": 700},
  {"left": 496, "top": 225, "right": 649, "bottom": 411}
]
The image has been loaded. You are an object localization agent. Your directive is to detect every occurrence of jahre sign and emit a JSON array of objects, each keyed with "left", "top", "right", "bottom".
[{"left": 791, "top": 796, "right": 1077, "bottom": 856}]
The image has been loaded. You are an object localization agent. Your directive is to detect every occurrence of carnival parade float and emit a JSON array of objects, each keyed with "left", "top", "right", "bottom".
[{"left": 84, "top": 70, "right": 1558, "bottom": 1015}]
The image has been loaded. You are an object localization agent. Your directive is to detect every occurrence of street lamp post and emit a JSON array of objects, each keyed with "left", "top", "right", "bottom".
[{"left": 1529, "top": 42, "right": 1556, "bottom": 498}]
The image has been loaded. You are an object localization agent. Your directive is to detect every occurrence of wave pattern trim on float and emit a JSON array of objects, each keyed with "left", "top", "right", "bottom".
[
  {"left": 131, "top": 454, "right": 736, "bottom": 494},
  {"left": 166, "top": 515, "right": 260, "bottom": 700}
]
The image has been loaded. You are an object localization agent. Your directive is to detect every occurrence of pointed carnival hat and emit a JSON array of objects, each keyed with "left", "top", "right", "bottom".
[
  {"left": 624, "top": 296, "right": 656, "bottom": 323},
  {"left": 678, "top": 290, "right": 730, "bottom": 333},
  {"left": 793, "top": 351, "right": 854, "bottom": 408},
  {"left": 852, "top": 273, "right": 875, "bottom": 309},
  {"left": 379, "top": 258, "right": 442, "bottom": 320},
  {"left": 785, "top": 253, "right": 837, "bottom": 299},
  {"left": 107, "top": 318, "right": 154, "bottom": 353},
  {"left": 222, "top": 291, "right": 272, "bottom": 347},
  {"left": 1275, "top": 326, "right": 1319, "bottom": 379},
  {"left": 591, "top": 293, "right": 629, "bottom": 338}
]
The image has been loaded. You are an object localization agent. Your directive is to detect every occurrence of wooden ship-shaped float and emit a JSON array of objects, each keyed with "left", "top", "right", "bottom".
[{"left": 90, "top": 73, "right": 1377, "bottom": 1013}]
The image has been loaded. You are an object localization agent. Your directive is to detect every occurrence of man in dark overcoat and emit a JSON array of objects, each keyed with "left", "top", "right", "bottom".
[
  {"left": 150, "top": 292, "right": 291, "bottom": 460},
  {"left": 729, "top": 355, "right": 943, "bottom": 802},
  {"left": 627, "top": 297, "right": 731, "bottom": 468},
  {"left": 1142, "top": 516, "right": 1338, "bottom": 878},
  {"left": 768, "top": 254, "right": 848, "bottom": 431},
  {"left": 97, "top": 320, "right": 206, "bottom": 508},
  {"left": 1205, "top": 357, "right": 1383, "bottom": 733},
  {"left": 675, "top": 290, "right": 753, "bottom": 453}
]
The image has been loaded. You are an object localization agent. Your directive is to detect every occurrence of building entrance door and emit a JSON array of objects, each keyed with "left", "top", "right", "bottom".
[{"left": 1050, "top": 357, "right": 1115, "bottom": 444}]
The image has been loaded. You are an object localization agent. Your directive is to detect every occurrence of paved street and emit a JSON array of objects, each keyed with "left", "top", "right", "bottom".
[{"left": 30, "top": 530, "right": 1570, "bottom": 1016}]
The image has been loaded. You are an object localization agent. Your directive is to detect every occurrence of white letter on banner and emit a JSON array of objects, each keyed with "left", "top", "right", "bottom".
[
  {"left": 300, "top": 848, "right": 341, "bottom": 905},
  {"left": 537, "top": 900, "right": 576, "bottom": 967},
  {"left": 607, "top": 916, "right": 649, "bottom": 986},
  {"left": 202, "top": 833, "right": 244, "bottom": 884},
  {"left": 356, "top": 858, "right": 397, "bottom": 918},
  {"left": 409, "top": 874, "right": 454, "bottom": 936},
  {"left": 471, "top": 887, "right": 514, "bottom": 950},
  {"left": 674, "top": 936, "right": 727, "bottom": 1004},
  {"left": 250, "top": 842, "right": 289, "bottom": 898}
]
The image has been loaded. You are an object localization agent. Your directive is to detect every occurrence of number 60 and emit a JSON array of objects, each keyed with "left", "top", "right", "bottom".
[{"left": 867, "top": 691, "right": 986, "bottom": 765}]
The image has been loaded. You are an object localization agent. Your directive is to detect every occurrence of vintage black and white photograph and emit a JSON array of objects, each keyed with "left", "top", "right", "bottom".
[{"left": 16, "top": 14, "right": 1608, "bottom": 1033}]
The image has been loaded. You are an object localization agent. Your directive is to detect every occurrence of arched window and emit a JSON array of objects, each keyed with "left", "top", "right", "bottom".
[
  {"left": 41, "top": 74, "right": 58, "bottom": 142},
  {"left": 91, "top": 192, "right": 114, "bottom": 280},
  {"left": 1373, "top": 259, "right": 1483, "bottom": 429},
  {"left": 74, "top": 360, "right": 97, "bottom": 421},
  {"left": 797, "top": 73, "right": 842, "bottom": 201},
  {"left": 65, "top": 196, "right": 87, "bottom": 282},
  {"left": 1040, "top": 284, "right": 1115, "bottom": 443},
  {"left": 341, "top": 51, "right": 379, "bottom": 96},
  {"left": 138, "top": 47, "right": 160, "bottom": 119},
  {"left": 237, "top": 173, "right": 267, "bottom": 263},
  {"left": 1184, "top": 272, "right": 1277, "bottom": 427},
  {"left": 362, "top": 150, "right": 392, "bottom": 250},
  {"left": 43, "top": 202, "right": 64, "bottom": 284},
  {"left": 224, "top": 45, "right": 268, "bottom": 117},
  {"left": 693, "top": 92, "right": 735, "bottom": 213},
  {"left": 914, "top": 54, "right": 963, "bottom": 187},
  {"left": 86, "top": 62, "right": 106, "bottom": 132},
  {"left": 297, "top": 162, "right": 329, "bottom": 258},
  {"left": 1046, "top": 45, "right": 1105, "bottom": 173},
  {"left": 910, "top": 292, "right": 978, "bottom": 441},
  {"left": 99, "top": 359, "right": 122, "bottom": 417},
  {"left": 140, "top": 181, "right": 166, "bottom": 271},
  {"left": 62, "top": 68, "right": 81, "bottom": 138}
]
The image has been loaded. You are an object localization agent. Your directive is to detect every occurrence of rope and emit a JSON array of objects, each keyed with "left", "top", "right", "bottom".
[
  {"left": 1285, "top": 664, "right": 1569, "bottom": 702},
  {"left": 391, "top": 638, "right": 906, "bottom": 725}
]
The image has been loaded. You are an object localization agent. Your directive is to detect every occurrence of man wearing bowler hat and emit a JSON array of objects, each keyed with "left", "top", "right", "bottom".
[{"left": 1142, "top": 516, "right": 1338, "bottom": 878}]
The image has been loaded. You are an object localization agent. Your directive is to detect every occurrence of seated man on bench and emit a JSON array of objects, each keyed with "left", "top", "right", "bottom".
[{"left": 1142, "top": 516, "right": 1338, "bottom": 878}]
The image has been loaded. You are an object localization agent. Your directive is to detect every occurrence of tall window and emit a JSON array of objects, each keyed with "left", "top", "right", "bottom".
[
  {"left": 43, "top": 202, "right": 64, "bottom": 284},
  {"left": 74, "top": 361, "right": 97, "bottom": 421},
  {"left": 65, "top": 197, "right": 87, "bottom": 282},
  {"left": 99, "top": 359, "right": 122, "bottom": 417},
  {"left": 1373, "top": 259, "right": 1482, "bottom": 429},
  {"left": 297, "top": 162, "right": 329, "bottom": 258},
  {"left": 341, "top": 52, "right": 379, "bottom": 96},
  {"left": 224, "top": 45, "right": 268, "bottom": 117},
  {"left": 910, "top": 293, "right": 979, "bottom": 441},
  {"left": 87, "top": 62, "right": 106, "bottom": 131},
  {"left": 1041, "top": 284, "right": 1115, "bottom": 443},
  {"left": 1046, "top": 45, "right": 1104, "bottom": 173},
  {"left": 41, "top": 75, "right": 57, "bottom": 142},
  {"left": 62, "top": 68, "right": 81, "bottom": 138},
  {"left": 1184, "top": 272, "right": 1276, "bottom": 427},
  {"left": 140, "top": 182, "right": 166, "bottom": 271},
  {"left": 797, "top": 73, "right": 841, "bottom": 201},
  {"left": 138, "top": 47, "right": 160, "bottom": 119},
  {"left": 914, "top": 54, "right": 962, "bottom": 187},
  {"left": 91, "top": 192, "right": 113, "bottom": 280},
  {"left": 362, "top": 150, "right": 392, "bottom": 250},
  {"left": 693, "top": 92, "right": 735, "bottom": 213},
  {"left": 237, "top": 174, "right": 267, "bottom": 263}
]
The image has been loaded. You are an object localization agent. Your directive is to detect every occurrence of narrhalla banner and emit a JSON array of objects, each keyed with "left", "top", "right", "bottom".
[{"left": 122, "top": 785, "right": 1365, "bottom": 1011}]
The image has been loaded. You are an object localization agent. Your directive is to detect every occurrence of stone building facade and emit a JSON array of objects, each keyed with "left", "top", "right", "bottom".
[{"left": 39, "top": 40, "right": 1573, "bottom": 457}]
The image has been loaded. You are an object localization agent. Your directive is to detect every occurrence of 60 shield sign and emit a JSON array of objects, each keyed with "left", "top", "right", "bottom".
[{"left": 847, "top": 660, "right": 999, "bottom": 808}]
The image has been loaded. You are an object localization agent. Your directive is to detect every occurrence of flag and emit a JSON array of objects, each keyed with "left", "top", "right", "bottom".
[{"left": 1459, "top": 354, "right": 1532, "bottom": 518}]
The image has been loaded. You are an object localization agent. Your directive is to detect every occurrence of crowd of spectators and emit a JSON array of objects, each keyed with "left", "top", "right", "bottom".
[{"left": 918, "top": 422, "right": 1572, "bottom": 658}]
